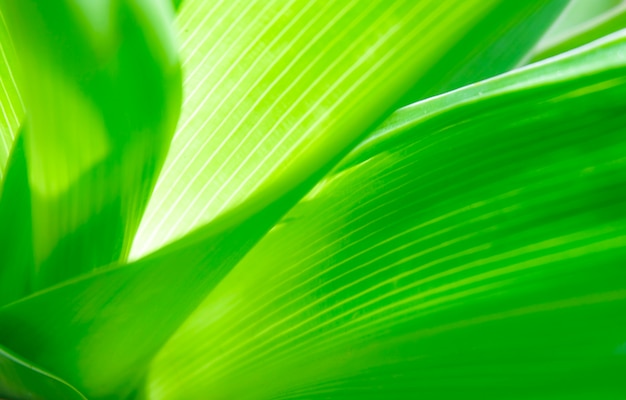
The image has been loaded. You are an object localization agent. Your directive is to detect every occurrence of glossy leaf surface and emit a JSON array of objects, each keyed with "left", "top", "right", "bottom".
[
  {"left": 149, "top": 34, "right": 626, "bottom": 399},
  {"left": 0, "top": 0, "right": 181, "bottom": 289}
]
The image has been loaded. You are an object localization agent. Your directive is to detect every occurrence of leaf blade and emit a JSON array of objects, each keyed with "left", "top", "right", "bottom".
[
  {"left": 0, "top": 0, "right": 181, "bottom": 289},
  {"left": 131, "top": 0, "right": 520, "bottom": 258},
  {"left": 147, "top": 34, "right": 626, "bottom": 399},
  {"left": 529, "top": 2, "right": 626, "bottom": 62},
  {"left": 0, "top": 344, "right": 86, "bottom": 400}
]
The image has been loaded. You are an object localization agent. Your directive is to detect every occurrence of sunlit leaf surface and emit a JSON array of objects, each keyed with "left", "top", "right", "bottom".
[
  {"left": 0, "top": 135, "right": 32, "bottom": 306},
  {"left": 0, "top": 189, "right": 308, "bottom": 398},
  {"left": 132, "top": 0, "right": 519, "bottom": 257},
  {"left": 148, "top": 34, "right": 626, "bottom": 399},
  {"left": 0, "top": 2, "right": 549, "bottom": 397}
]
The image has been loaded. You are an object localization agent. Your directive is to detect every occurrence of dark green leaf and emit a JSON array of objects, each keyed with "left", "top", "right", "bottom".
[
  {"left": 0, "top": 344, "right": 85, "bottom": 400},
  {"left": 0, "top": 0, "right": 181, "bottom": 290}
]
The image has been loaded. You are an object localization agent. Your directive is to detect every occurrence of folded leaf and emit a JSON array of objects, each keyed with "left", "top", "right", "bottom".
[
  {"left": 0, "top": 0, "right": 181, "bottom": 289},
  {"left": 148, "top": 34, "right": 626, "bottom": 399},
  {"left": 0, "top": 345, "right": 86, "bottom": 400},
  {"left": 131, "top": 0, "right": 522, "bottom": 258}
]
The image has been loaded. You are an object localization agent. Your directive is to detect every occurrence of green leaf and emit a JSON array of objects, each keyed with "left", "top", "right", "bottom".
[
  {"left": 0, "top": 345, "right": 86, "bottom": 400},
  {"left": 540, "top": 0, "right": 623, "bottom": 38},
  {"left": 397, "top": 0, "right": 568, "bottom": 102},
  {"left": 529, "top": 1, "right": 626, "bottom": 62},
  {"left": 147, "top": 34, "right": 626, "bottom": 399},
  {"left": 0, "top": 0, "right": 181, "bottom": 289},
  {"left": 0, "top": 2, "right": 552, "bottom": 396},
  {"left": 130, "top": 0, "right": 531, "bottom": 258},
  {"left": 0, "top": 9, "right": 23, "bottom": 181},
  {"left": 0, "top": 189, "right": 305, "bottom": 398}
]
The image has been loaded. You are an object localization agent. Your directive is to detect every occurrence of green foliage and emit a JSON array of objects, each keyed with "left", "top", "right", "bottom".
[{"left": 0, "top": 1, "right": 624, "bottom": 399}]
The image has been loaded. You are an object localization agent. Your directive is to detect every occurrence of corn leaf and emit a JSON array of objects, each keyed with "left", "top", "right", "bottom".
[
  {"left": 0, "top": 0, "right": 181, "bottom": 290},
  {"left": 147, "top": 34, "right": 626, "bottom": 399},
  {"left": 131, "top": 0, "right": 537, "bottom": 258}
]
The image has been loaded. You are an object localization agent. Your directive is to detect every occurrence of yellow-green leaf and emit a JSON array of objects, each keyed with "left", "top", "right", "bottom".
[
  {"left": 148, "top": 34, "right": 626, "bottom": 399},
  {"left": 131, "top": 0, "right": 524, "bottom": 258}
]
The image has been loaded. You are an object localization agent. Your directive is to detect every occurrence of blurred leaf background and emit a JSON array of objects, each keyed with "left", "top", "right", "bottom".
[{"left": 0, "top": 0, "right": 625, "bottom": 399}]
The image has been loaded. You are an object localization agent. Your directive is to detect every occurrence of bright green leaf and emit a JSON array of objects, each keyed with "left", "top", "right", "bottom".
[
  {"left": 0, "top": 2, "right": 566, "bottom": 396},
  {"left": 540, "top": 0, "right": 623, "bottom": 38},
  {"left": 148, "top": 33, "right": 626, "bottom": 399},
  {"left": 0, "top": 0, "right": 181, "bottom": 289},
  {"left": 1, "top": 3, "right": 624, "bottom": 400},
  {"left": 131, "top": 0, "right": 523, "bottom": 258}
]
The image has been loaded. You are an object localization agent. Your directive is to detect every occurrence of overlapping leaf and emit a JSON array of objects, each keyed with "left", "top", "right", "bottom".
[
  {"left": 0, "top": 0, "right": 181, "bottom": 290},
  {"left": 541, "top": 0, "right": 622, "bottom": 38},
  {"left": 0, "top": 1, "right": 562, "bottom": 397},
  {"left": 0, "top": 135, "right": 32, "bottom": 306},
  {"left": 1, "top": 2, "right": 624, "bottom": 399},
  {"left": 131, "top": 0, "right": 551, "bottom": 257},
  {"left": 148, "top": 34, "right": 626, "bottom": 399},
  {"left": 0, "top": 188, "right": 314, "bottom": 398}
]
